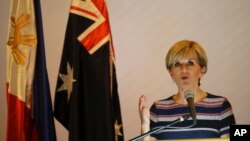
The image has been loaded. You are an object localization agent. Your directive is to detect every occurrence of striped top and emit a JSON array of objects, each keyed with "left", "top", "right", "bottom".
[{"left": 150, "top": 93, "right": 235, "bottom": 139}]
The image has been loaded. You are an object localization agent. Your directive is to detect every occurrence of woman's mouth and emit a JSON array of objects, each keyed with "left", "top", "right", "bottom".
[{"left": 181, "top": 76, "right": 188, "bottom": 80}]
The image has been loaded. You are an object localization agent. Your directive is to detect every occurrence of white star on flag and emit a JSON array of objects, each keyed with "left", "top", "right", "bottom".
[{"left": 57, "top": 62, "right": 76, "bottom": 100}]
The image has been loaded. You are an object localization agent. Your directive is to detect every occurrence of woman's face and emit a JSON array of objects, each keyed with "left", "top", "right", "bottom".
[{"left": 169, "top": 53, "right": 204, "bottom": 92}]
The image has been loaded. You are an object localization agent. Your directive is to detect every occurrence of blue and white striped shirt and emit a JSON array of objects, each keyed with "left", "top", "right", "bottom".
[{"left": 150, "top": 93, "right": 235, "bottom": 139}]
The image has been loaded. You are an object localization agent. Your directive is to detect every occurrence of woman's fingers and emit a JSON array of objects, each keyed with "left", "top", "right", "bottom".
[{"left": 139, "top": 95, "right": 150, "bottom": 125}]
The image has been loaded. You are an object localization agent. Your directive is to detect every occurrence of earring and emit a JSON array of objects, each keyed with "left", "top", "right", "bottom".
[{"left": 198, "top": 78, "right": 201, "bottom": 86}]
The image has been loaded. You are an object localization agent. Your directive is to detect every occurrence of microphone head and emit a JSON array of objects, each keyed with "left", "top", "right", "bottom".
[
  {"left": 184, "top": 90, "right": 197, "bottom": 124},
  {"left": 184, "top": 90, "right": 195, "bottom": 100}
]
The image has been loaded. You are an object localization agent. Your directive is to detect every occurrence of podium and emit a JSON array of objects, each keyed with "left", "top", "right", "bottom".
[{"left": 160, "top": 138, "right": 229, "bottom": 141}]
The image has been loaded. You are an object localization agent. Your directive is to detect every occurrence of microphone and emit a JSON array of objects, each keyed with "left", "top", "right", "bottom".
[{"left": 184, "top": 90, "right": 197, "bottom": 124}]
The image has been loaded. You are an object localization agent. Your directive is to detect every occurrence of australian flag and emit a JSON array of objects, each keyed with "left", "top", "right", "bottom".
[{"left": 54, "top": 0, "right": 124, "bottom": 141}]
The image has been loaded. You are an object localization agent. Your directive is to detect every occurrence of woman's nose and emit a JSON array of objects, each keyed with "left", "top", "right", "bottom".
[{"left": 180, "top": 64, "right": 189, "bottom": 72}]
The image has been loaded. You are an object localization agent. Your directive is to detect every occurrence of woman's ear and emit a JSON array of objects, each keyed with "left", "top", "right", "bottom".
[
  {"left": 168, "top": 69, "right": 173, "bottom": 76},
  {"left": 202, "top": 67, "right": 206, "bottom": 74},
  {"left": 199, "top": 67, "right": 206, "bottom": 78}
]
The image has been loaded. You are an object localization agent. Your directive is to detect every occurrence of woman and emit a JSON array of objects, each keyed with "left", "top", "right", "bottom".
[{"left": 139, "top": 40, "right": 235, "bottom": 140}]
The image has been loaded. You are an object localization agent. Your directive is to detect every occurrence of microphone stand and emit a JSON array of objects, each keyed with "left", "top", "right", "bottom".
[{"left": 129, "top": 115, "right": 190, "bottom": 141}]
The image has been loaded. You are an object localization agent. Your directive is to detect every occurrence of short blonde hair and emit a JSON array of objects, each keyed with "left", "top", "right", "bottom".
[{"left": 165, "top": 40, "right": 208, "bottom": 73}]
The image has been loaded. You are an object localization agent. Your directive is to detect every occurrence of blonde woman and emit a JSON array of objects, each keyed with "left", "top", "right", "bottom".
[{"left": 139, "top": 40, "right": 235, "bottom": 140}]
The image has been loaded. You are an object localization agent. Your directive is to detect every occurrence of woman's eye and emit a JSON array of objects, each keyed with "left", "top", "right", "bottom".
[
  {"left": 174, "top": 63, "right": 181, "bottom": 67},
  {"left": 187, "top": 61, "right": 195, "bottom": 66}
]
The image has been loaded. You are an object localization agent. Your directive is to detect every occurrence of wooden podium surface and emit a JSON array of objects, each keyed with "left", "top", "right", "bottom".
[{"left": 159, "top": 138, "right": 229, "bottom": 141}]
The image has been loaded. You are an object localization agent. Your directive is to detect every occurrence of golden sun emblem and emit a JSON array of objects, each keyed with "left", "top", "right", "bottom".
[{"left": 7, "top": 14, "right": 37, "bottom": 65}]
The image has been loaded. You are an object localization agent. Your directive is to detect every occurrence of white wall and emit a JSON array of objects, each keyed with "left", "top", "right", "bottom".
[{"left": 1, "top": 0, "right": 250, "bottom": 140}]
